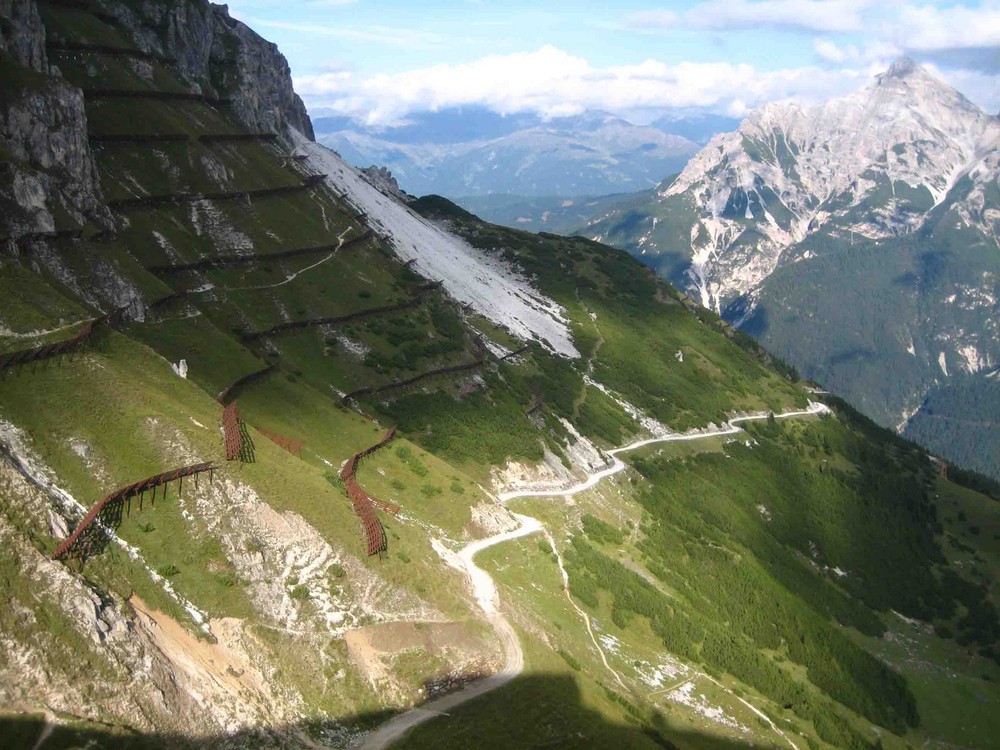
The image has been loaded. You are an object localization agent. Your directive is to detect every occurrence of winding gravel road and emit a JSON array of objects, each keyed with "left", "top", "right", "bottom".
[{"left": 353, "top": 402, "right": 829, "bottom": 749}]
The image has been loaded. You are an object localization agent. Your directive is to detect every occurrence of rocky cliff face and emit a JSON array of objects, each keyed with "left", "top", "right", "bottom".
[
  {"left": 0, "top": 0, "right": 319, "bottom": 330},
  {"left": 656, "top": 58, "right": 999, "bottom": 314},
  {"left": 0, "top": 1, "right": 110, "bottom": 240},
  {"left": 0, "top": 0, "right": 314, "bottom": 246},
  {"left": 0, "top": 0, "right": 47, "bottom": 71},
  {"left": 102, "top": 0, "right": 314, "bottom": 140}
]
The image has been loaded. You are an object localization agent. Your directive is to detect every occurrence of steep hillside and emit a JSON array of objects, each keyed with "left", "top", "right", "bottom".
[
  {"left": 584, "top": 60, "right": 1000, "bottom": 479},
  {"left": 1, "top": 5, "right": 999, "bottom": 750}
]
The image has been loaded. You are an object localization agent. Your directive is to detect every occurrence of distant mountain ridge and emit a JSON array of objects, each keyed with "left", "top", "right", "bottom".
[
  {"left": 584, "top": 59, "right": 1000, "bottom": 478},
  {"left": 312, "top": 107, "right": 731, "bottom": 198}
]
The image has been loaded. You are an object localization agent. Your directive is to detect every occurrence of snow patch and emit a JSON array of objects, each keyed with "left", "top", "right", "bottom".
[
  {"left": 635, "top": 656, "right": 689, "bottom": 688},
  {"left": 957, "top": 344, "right": 988, "bottom": 373},
  {"left": 598, "top": 634, "right": 621, "bottom": 654}
]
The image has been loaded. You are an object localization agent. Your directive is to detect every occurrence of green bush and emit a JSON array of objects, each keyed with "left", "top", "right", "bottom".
[{"left": 581, "top": 514, "right": 625, "bottom": 546}]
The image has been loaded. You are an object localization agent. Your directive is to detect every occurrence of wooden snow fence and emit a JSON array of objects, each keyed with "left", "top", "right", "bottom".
[
  {"left": 147, "top": 287, "right": 189, "bottom": 312},
  {"left": 0, "top": 229, "right": 83, "bottom": 250},
  {"left": 254, "top": 426, "right": 302, "bottom": 457},
  {"left": 82, "top": 89, "right": 230, "bottom": 106},
  {"left": 242, "top": 281, "right": 437, "bottom": 343},
  {"left": 149, "top": 230, "right": 372, "bottom": 275},
  {"left": 215, "top": 362, "right": 279, "bottom": 406},
  {"left": 52, "top": 462, "right": 215, "bottom": 561},
  {"left": 0, "top": 307, "right": 125, "bottom": 374},
  {"left": 47, "top": 40, "right": 158, "bottom": 60},
  {"left": 90, "top": 133, "right": 190, "bottom": 144},
  {"left": 198, "top": 133, "right": 279, "bottom": 144},
  {"left": 215, "top": 364, "right": 282, "bottom": 462},
  {"left": 500, "top": 344, "right": 531, "bottom": 362},
  {"left": 108, "top": 174, "right": 327, "bottom": 211},
  {"left": 341, "top": 338, "right": 486, "bottom": 405},
  {"left": 339, "top": 427, "right": 400, "bottom": 556},
  {"left": 220, "top": 403, "right": 243, "bottom": 461},
  {"left": 38, "top": 0, "right": 117, "bottom": 22}
]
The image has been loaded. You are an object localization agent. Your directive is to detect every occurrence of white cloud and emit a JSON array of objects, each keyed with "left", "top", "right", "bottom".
[
  {"left": 294, "top": 45, "right": 873, "bottom": 124},
  {"left": 891, "top": 3, "right": 1000, "bottom": 51},
  {"left": 813, "top": 38, "right": 849, "bottom": 63},
  {"left": 813, "top": 38, "right": 902, "bottom": 64},
  {"left": 811, "top": 4, "right": 1000, "bottom": 82}
]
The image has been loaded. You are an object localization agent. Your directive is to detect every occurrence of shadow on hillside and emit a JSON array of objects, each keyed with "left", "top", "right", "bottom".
[
  {"left": 238, "top": 419, "right": 257, "bottom": 463},
  {"left": 1, "top": 673, "right": 785, "bottom": 750}
]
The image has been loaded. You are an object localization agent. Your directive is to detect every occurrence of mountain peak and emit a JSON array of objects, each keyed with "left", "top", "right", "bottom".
[
  {"left": 873, "top": 56, "right": 947, "bottom": 91},
  {"left": 884, "top": 56, "right": 920, "bottom": 79},
  {"left": 870, "top": 56, "right": 986, "bottom": 118}
]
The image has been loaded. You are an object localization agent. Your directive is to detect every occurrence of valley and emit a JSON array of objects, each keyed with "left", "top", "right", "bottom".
[
  {"left": 364, "top": 402, "right": 831, "bottom": 749},
  {"left": 313, "top": 110, "right": 699, "bottom": 199}
]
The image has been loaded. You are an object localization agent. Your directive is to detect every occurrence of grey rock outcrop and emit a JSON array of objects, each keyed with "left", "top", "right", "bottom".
[
  {"left": 0, "top": 2, "right": 110, "bottom": 241},
  {"left": 211, "top": 8, "right": 315, "bottom": 140},
  {"left": 0, "top": 0, "right": 47, "bottom": 71},
  {"left": 0, "top": 0, "right": 315, "bottom": 244},
  {"left": 362, "top": 165, "right": 410, "bottom": 202},
  {"left": 102, "top": 0, "right": 314, "bottom": 140}
]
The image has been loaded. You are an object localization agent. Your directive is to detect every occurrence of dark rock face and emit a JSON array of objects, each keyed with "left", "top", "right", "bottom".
[
  {"left": 0, "top": 0, "right": 315, "bottom": 243},
  {"left": 102, "top": 0, "right": 315, "bottom": 140},
  {"left": 0, "top": 0, "right": 47, "bottom": 71},
  {"left": 362, "top": 166, "right": 410, "bottom": 202},
  {"left": 210, "top": 7, "right": 315, "bottom": 141},
  {"left": 0, "top": 2, "right": 109, "bottom": 239},
  {"left": 0, "top": 79, "right": 111, "bottom": 237}
]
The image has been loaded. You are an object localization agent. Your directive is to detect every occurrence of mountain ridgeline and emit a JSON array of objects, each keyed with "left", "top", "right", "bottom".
[
  {"left": 1, "top": 4, "right": 999, "bottom": 750},
  {"left": 585, "top": 60, "right": 1000, "bottom": 480},
  {"left": 314, "top": 108, "right": 702, "bottom": 198}
]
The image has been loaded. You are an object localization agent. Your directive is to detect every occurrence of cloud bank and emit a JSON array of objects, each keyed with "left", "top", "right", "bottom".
[
  {"left": 262, "top": 1, "right": 999, "bottom": 124},
  {"left": 295, "top": 45, "right": 997, "bottom": 125}
]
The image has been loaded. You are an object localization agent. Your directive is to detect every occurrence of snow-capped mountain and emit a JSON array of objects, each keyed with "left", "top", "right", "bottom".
[
  {"left": 657, "top": 57, "right": 999, "bottom": 312},
  {"left": 585, "top": 59, "right": 1000, "bottom": 478},
  {"left": 314, "top": 110, "right": 699, "bottom": 198}
]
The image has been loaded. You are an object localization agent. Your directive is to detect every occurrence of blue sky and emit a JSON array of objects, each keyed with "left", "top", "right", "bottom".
[{"left": 228, "top": 1, "right": 1000, "bottom": 124}]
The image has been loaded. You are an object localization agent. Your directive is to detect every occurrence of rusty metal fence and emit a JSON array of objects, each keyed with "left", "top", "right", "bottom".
[{"left": 52, "top": 462, "right": 215, "bottom": 560}]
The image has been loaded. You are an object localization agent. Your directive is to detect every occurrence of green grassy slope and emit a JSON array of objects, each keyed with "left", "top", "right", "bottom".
[{"left": 1, "top": 5, "right": 998, "bottom": 750}]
